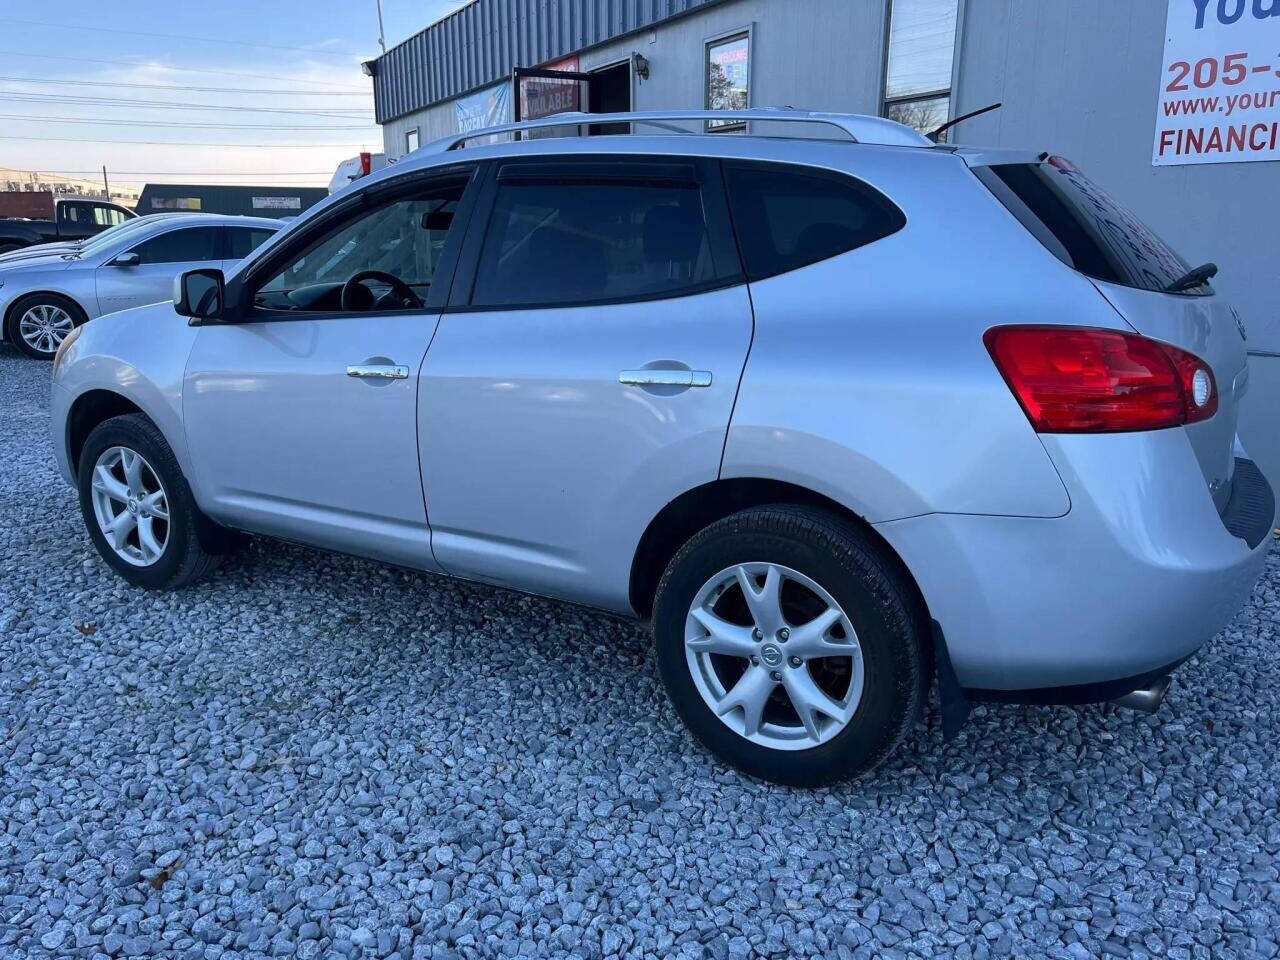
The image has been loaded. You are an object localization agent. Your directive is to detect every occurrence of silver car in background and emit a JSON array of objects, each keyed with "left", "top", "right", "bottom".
[
  {"left": 49, "top": 110, "right": 1273, "bottom": 786},
  {"left": 1, "top": 214, "right": 280, "bottom": 359}
]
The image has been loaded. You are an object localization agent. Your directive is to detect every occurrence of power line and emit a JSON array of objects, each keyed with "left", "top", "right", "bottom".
[
  {"left": 0, "top": 75, "right": 371, "bottom": 96},
  {"left": 0, "top": 18, "right": 370, "bottom": 60},
  {"left": 0, "top": 135, "right": 373, "bottom": 147},
  {"left": 0, "top": 51, "right": 368, "bottom": 90},
  {"left": 17, "top": 169, "right": 335, "bottom": 175},
  {"left": 0, "top": 92, "right": 373, "bottom": 119},
  {"left": 0, "top": 114, "right": 377, "bottom": 131}
]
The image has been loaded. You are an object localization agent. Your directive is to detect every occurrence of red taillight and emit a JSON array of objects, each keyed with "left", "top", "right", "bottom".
[
  {"left": 360, "top": 151, "right": 372, "bottom": 176},
  {"left": 984, "top": 325, "right": 1217, "bottom": 433}
]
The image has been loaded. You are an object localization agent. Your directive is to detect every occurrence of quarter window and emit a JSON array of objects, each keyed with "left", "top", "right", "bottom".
[
  {"left": 130, "top": 226, "right": 221, "bottom": 264},
  {"left": 470, "top": 175, "right": 729, "bottom": 308},
  {"left": 723, "top": 163, "right": 906, "bottom": 281}
]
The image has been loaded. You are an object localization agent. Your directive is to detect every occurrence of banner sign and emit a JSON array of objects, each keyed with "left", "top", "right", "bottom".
[
  {"left": 519, "top": 56, "right": 582, "bottom": 121},
  {"left": 1153, "top": 0, "right": 1280, "bottom": 165},
  {"left": 455, "top": 83, "right": 511, "bottom": 143}
]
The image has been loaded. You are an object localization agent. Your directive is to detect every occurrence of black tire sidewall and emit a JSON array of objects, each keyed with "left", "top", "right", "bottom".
[
  {"left": 77, "top": 416, "right": 201, "bottom": 589},
  {"left": 5, "top": 293, "right": 86, "bottom": 360},
  {"left": 653, "top": 508, "right": 922, "bottom": 786}
]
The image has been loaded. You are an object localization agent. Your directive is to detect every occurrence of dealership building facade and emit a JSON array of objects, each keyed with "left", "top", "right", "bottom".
[{"left": 368, "top": 0, "right": 1280, "bottom": 475}]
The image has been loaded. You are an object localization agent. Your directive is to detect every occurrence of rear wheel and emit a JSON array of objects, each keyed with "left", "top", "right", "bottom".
[
  {"left": 653, "top": 505, "right": 925, "bottom": 786},
  {"left": 77, "top": 414, "right": 221, "bottom": 589},
  {"left": 5, "top": 292, "right": 86, "bottom": 360}
]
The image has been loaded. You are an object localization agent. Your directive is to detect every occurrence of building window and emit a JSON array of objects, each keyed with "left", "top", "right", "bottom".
[
  {"left": 406, "top": 128, "right": 420, "bottom": 153},
  {"left": 883, "top": 0, "right": 958, "bottom": 140},
  {"left": 706, "top": 31, "right": 750, "bottom": 131}
]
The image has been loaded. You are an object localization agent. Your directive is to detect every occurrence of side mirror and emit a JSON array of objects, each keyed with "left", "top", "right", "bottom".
[
  {"left": 111, "top": 251, "right": 140, "bottom": 267},
  {"left": 173, "top": 268, "right": 225, "bottom": 321}
]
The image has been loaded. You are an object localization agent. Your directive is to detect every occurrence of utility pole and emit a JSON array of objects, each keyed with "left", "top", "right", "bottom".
[
  {"left": 102, "top": 165, "right": 109, "bottom": 201},
  {"left": 375, "top": 0, "right": 386, "bottom": 52}
]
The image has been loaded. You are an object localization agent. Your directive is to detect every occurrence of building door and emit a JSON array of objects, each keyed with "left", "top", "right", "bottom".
[{"left": 588, "top": 62, "right": 631, "bottom": 135}]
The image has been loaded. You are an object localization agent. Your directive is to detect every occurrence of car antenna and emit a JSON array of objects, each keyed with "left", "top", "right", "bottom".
[{"left": 927, "top": 102, "right": 1002, "bottom": 143}]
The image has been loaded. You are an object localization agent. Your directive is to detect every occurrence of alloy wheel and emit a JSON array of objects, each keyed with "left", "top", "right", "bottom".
[
  {"left": 684, "top": 562, "right": 864, "bottom": 751},
  {"left": 89, "top": 446, "right": 170, "bottom": 567},
  {"left": 17, "top": 304, "right": 74, "bottom": 356}
]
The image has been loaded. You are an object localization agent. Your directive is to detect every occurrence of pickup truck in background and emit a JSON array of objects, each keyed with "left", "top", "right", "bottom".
[{"left": 0, "top": 192, "right": 136, "bottom": 254}]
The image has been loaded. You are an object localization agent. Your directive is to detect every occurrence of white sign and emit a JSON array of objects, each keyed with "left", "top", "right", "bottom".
[
  {"left": 252, "top": 196, "right": 302, "bottom": 210},
  {"left": 1153, "top": 0, "right": 1280, "bottom": 165}
]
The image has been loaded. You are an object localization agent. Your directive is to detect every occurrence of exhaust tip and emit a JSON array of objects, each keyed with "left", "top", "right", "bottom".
[{"left": 1111, "top": 675, "right": 1172, "bottom": 715}]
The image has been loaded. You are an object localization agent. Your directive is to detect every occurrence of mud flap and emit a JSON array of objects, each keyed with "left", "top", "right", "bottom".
[{"left": 931, "top": 620, "right": 970, "bottom": 741}]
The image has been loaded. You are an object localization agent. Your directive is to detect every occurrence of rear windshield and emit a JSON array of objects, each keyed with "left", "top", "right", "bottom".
[{"left": 976, "top": 157, "right": 1209, "bottom": 296}]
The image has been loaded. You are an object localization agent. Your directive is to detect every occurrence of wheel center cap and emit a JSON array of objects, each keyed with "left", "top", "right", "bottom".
[
  {"left": 127, "top": 498, "right": 138, "bottom": 515},
  {"left": 760, "top": 644, "right": 783, "bottom": 667}
]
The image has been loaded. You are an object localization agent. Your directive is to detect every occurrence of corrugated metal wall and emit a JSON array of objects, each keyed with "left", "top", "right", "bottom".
[{"left": 373, "top": 0, "right": 730, "bottom": 122}]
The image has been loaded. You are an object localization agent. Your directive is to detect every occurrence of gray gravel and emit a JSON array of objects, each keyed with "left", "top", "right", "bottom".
[{"left": 1, "top": 344, "right": 1279, "bottom": 960}]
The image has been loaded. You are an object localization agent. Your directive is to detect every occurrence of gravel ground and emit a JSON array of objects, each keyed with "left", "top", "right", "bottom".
[{"left": 1, "top": 345, "right": 1279, "bottom": 960}]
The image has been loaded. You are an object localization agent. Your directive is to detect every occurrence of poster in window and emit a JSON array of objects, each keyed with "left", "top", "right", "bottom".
[{"left": 707, "top": 33, "right": 749, "bottom": 129}]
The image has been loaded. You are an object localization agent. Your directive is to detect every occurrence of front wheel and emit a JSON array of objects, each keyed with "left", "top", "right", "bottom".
[
  {"left": 5, "top": 293, "right": 86, "bottom": 360},
  {"left": 652, "top": 506, "right": 926, "bottom": 786},
  {"left": 77, "top": 414, "right": 221, "bottom": 589}
]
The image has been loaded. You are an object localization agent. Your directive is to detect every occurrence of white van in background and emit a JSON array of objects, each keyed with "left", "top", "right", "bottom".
[{"left": 328, "top": 152, "right": 388, "bottom": 194}]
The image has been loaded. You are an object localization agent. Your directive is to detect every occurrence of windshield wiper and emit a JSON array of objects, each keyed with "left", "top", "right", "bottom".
[{"left": 1165, "top": 261, "right": 1217, "bottom": 293}]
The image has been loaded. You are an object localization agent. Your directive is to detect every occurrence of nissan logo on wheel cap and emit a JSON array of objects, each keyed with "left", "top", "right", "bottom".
[{"left": 760, "top": 644, "right": 783, "bottom": 667}]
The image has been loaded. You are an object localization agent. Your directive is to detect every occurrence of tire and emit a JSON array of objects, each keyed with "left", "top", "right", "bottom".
[
  {"left": 4, "top": 292, "right": 87, "bottom": 360},
  {"left": 652, "top": 505, "right": 926, "bottom": 786},
  {"left": 77, "top": 414, "right": 221, "bottom": 590}
]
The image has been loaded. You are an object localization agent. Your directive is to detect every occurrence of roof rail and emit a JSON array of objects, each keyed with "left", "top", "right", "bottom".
[{"left": 422, "top": 108, "right": 933, "bottom": 153}]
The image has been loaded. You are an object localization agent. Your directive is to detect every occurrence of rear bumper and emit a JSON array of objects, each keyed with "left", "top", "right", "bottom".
[{"left": 876, "top": 429, "right": 1271, "bottom": 693}]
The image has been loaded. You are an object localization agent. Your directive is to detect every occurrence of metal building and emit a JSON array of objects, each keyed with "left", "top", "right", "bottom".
[
  {"left": 368, "top": 0, "right": 1280, "bottom": 476},
  {"left": 135, "top": 184, "right": 329, "bottom": 219}
]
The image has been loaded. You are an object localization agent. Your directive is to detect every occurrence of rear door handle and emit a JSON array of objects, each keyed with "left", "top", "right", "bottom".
[
  {"left": 619, "top": 369, "right": 712, "bottom": 388},
  {"left": 347, "top": 364, "right": 409, "bottom": 380}
]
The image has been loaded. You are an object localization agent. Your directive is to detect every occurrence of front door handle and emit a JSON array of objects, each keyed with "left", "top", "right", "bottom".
[
  {"left": 619, "top": 369, "right": 713, "bottom": 388},
  {"left": 347, "top": 364, "right": 409, "bottom": 380}
]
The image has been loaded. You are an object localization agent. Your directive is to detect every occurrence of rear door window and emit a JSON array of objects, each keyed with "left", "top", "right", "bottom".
[
  {"left": 468, "top": 161, "right": 740, "bottom": 308},
  {"left": 225, "top": 227, "right": 278, "bottom": 259},
  {"left": 722, "top": 162, "right": 906, "bottom": 281},
  {"left": 977, "top": 157, "right": 1207, "bottom": 295}
]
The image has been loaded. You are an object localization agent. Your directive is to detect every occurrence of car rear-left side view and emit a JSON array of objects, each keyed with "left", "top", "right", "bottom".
[{"left": 46, "top": 111, "right": 1273, "bottom": 788}]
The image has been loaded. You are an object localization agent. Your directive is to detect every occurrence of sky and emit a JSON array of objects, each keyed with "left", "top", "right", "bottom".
[{"left": 0, "top": 0, "right": 469, "bottom": 189}]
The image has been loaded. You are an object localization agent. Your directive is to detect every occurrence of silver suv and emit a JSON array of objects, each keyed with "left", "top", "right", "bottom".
[{"left": 50, "top": 110, "right": 1273, "bottom": 785}]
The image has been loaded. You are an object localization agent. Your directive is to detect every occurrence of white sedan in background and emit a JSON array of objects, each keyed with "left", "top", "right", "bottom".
[
  {"left": 0, "top": 213, "right": 186, "bottom": 266},
  {"left": 0, "top": 214, "right": 280, "bottom": 359}
]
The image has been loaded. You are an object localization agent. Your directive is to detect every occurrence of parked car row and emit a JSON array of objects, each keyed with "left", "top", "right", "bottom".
[
  {"left": 45, "top": 109, "right": 1272, "bottom": 786},
  {"left": 0, "top": 213, "right": 279, "bottom": 359}
]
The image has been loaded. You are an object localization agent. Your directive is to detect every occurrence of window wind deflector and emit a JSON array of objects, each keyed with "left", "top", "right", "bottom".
[{"left": 496, "top": 161, "right": 700, "bottom": 187}]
